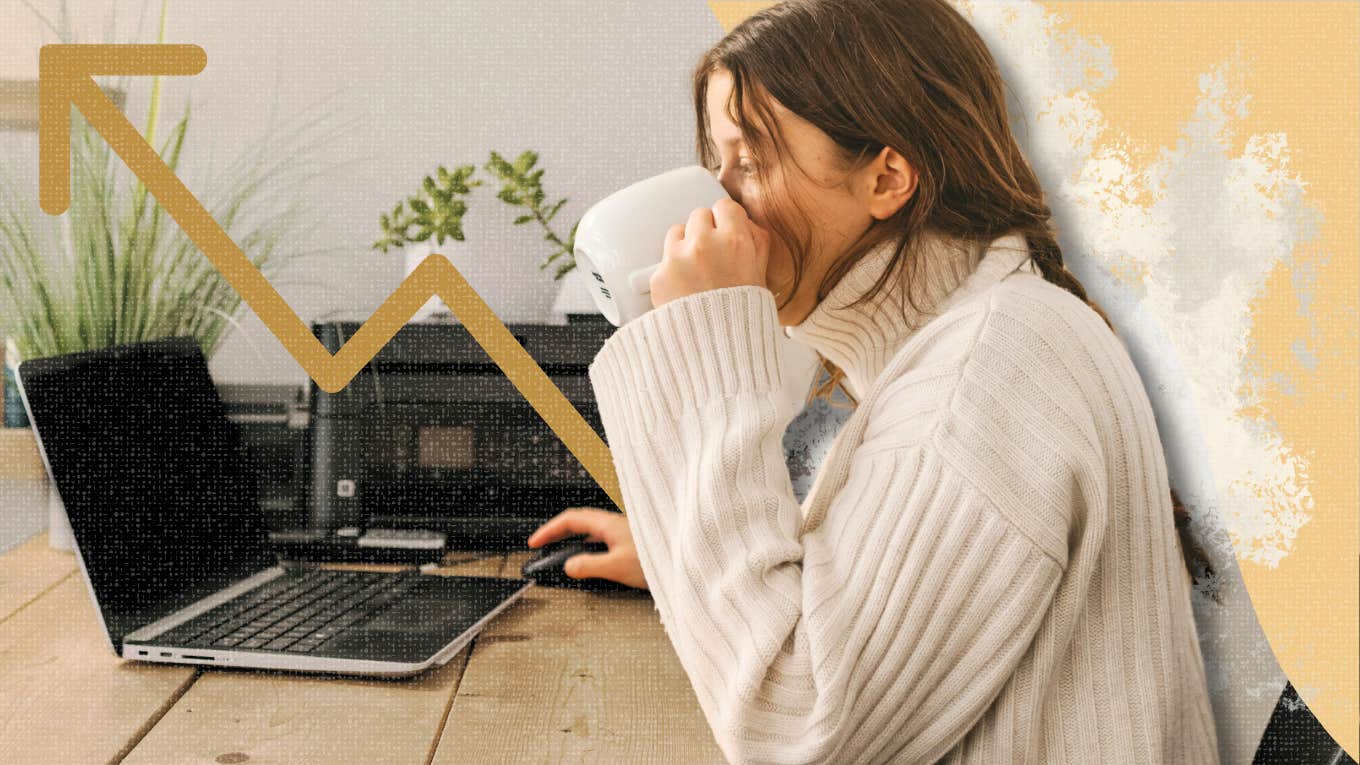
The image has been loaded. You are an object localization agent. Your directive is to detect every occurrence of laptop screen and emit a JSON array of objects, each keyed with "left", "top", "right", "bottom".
[{"left": 18, "top": 337, "right": 277, "bottom": 647}]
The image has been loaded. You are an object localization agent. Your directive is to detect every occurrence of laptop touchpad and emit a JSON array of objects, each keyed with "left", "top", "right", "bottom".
[{"left": 362, "top": 598, "right": 464, "bottom": 633}]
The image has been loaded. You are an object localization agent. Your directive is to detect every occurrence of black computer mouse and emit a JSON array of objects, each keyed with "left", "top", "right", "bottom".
[{"left": 522, "top": 534, "right": 632, "bottom": 591}]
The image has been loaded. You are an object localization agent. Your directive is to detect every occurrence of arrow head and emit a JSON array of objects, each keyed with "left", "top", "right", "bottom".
[{"left": 39, "top": 44, "right": 207, "bottom": 215}]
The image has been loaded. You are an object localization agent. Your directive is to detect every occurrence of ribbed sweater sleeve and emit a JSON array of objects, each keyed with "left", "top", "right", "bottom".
[{"left": 587, "top": 285, "right": 1068, "bottom": 765}]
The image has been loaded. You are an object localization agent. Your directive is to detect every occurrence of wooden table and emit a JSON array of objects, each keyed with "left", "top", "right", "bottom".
[{"left": 0, "top": 531, "right": 727, "bottom": 764}]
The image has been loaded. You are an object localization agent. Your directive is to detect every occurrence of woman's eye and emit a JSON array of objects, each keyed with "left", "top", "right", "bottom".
[{"left": 715, "top": 159, "right": 757, "bottom": 181}]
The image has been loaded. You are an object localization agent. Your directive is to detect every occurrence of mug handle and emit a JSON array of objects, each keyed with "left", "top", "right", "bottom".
[{"left": 628, "top": 263, "right": 663, "bottom": 294}]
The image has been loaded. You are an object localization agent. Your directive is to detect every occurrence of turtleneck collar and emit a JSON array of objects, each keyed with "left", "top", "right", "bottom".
[{"left": 782, "top": 227, "right": 1035, "bottom": 401}]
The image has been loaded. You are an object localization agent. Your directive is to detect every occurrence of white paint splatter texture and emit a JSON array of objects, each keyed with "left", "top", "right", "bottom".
[
  {"left": 960, "top": 2, "right": 1318, "bottom": 572},
  {"left": 951, "top": 2, "right": 1322, "bottom": 756}
]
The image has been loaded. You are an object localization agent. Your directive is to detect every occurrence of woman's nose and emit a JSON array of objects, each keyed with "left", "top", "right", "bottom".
[{"left": 716, "top": 173, "right": 742, "bottom": 205}]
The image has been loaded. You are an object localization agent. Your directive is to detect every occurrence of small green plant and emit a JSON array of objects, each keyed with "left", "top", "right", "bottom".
[
  {"left": 371, "top": 164, "right": 481, "bottom": 253},
  {"left": 373, "top": 150, "right": 579, "bottom": 281},
  {"left": 482, "top": 150, "right": 578, "bottom": 281}
]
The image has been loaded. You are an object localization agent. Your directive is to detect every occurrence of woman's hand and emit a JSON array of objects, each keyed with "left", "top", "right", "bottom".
[
  {"left": 526, "top": 507, "right": 649, "bottom": 590},
  {"left": 649, "top": 197, "right": 771, "bottom": 309}
]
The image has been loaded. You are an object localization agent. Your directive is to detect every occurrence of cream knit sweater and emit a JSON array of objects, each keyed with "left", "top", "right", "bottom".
[{"left": 587, "top": 227, "right": 1220, "bottom": 764}]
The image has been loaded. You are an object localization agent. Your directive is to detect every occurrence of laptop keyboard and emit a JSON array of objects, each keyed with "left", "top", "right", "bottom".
[{"left": 153, "top": 567, "right": 422, "bottom": 654}]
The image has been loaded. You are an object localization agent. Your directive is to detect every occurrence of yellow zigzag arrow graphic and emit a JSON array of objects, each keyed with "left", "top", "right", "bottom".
[{"left": 38, "top": 44, "right": 624, "bottom": 513}]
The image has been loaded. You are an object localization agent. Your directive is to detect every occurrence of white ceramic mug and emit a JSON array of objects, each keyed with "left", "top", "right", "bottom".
[{"left": 573, "top": 165, "right": 731, "bottom": 326}]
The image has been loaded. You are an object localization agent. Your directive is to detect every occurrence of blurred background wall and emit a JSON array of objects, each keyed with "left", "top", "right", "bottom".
[{"left": 1, "top": 0, "right": 722, "bottom": 384}]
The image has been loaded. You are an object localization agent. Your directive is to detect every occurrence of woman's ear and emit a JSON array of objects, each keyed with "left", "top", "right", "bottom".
[{"left": 862, "top": 145, "right": 917, "bottom": 220}]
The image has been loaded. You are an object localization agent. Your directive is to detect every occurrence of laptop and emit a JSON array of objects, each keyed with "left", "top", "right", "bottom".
[{"left": 15, "top": 336, "right": 533, "bottom": 677}]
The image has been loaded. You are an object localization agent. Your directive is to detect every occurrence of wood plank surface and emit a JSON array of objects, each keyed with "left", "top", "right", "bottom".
[
  {"left": 0, "top": 572, "right": 198, "bottom": 764},
  {"left": 121, "top": 551, "right": 513, "bottom": 765},
  {"left": 0, "top": 541, "right": 725, "bottom": 763},
  {"left": 431, "top": 551, "right": 726, "bottom": 764},
  {"left": 0, "top": 532, "right": 76, "bottom": 623}
]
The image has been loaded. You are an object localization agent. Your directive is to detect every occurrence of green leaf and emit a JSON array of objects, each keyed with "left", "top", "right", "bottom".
[
  {"left": 546, "top": 198, "right": 567, "bottom": 221},
  {"left": 486, "top": 152, "right": 511, "bottom": 175},
  {"left": 162, "top": 108, "right": 190, "bottom": 172},
  {"left": 513, "top": 214, "right": 533, "bottom": 225},
  {"left": 409, "top": 198, "right": 431, "bottom": 214}
]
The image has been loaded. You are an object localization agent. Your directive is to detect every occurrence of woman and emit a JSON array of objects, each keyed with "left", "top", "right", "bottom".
[{"left": 528, "top": 0, "right": 1219, "bottom": 762}]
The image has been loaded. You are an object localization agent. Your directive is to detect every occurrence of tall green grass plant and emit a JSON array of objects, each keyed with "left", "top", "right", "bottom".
[{"left": 0, "top": 0, "right": 340, "bottom": 362}]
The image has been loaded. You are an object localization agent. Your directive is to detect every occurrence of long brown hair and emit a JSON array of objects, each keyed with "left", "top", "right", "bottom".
[{"left": 692, "top": 0, "right": 1215, "bottom": 593}]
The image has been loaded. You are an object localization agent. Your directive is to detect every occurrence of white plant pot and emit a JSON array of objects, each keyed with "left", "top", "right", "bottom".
[
  {"left": 404, "top": 241, "right": 453, "bottom": 321},
  {"left": 48, "top": 482, "right": 74, "bottom": 551}
]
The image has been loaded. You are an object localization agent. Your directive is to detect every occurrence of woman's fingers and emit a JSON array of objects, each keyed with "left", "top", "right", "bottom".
[
  {"left": 526, "top": 507, "right": 607, "bottom": 548},
  {"left": 566, "top": 547, "right": 649, "bottom": 590},
  {"left": 527, "top": 510, "right": 648, "bottom": 590},
  {"left": 709, "top": 197, "right": 749, "bottom": 235},
  {"left": 664, "top": 223, "right": 685, "bottom": 254},
  {"left": 563, "top": 550, "right": 611, "bottom": 579},
  {"left": 685, "top": 205, "right": 715, "bottom": 238},
  {"left": 712, "top": 198, "right": 765, "bottom": 258}
]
